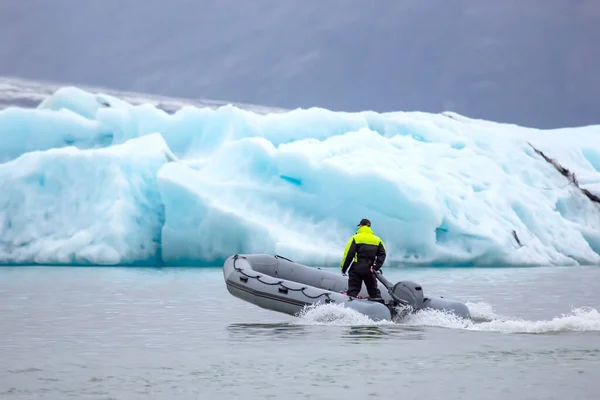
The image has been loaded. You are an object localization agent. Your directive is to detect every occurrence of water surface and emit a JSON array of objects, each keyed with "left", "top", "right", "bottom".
[{"left": 1, "top": 265, "right": 599, "bottom": 399}]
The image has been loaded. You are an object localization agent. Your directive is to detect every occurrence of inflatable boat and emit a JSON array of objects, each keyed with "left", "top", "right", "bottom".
[{"left": 223, "top": 254, "right": 471, "bottom": 322}]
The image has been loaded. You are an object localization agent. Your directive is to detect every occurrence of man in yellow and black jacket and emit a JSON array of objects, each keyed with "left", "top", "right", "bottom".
[{"left": 340, "top": 218, "right": 386, "bottom": 299}]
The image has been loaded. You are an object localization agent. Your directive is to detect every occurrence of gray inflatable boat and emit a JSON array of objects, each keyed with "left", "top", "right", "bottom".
[{"left": 223, "top": 254, "right": 471, "bottom": 322}]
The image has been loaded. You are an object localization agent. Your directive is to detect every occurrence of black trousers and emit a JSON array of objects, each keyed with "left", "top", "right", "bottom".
[{"left": 347, "top": 264, "right": 381, "bottom": 298}]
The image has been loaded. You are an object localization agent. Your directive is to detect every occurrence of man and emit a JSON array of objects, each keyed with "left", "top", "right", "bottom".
[{"left": 340, "top": 218, "right": 386, "bottom": 299}]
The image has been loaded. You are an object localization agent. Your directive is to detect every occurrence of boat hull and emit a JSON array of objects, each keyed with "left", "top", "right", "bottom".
[{"left": 223, "top": 254, "right": 471, "bottom": 321}]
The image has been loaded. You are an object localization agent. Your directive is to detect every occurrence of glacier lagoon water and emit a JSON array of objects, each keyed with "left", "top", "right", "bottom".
[
  {"left": 1, "top": 265, "right": 599, "bottom": 399},
  {"left": 1, "top": 80, "right": 600, "bottom": 268}
]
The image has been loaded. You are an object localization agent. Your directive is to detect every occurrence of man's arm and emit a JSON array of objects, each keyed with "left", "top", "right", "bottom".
[
  {"left": 374, "top": 240, "right": 386, "bottom": 270},
  {"left": 341, "top": 237, "right": 357, "bottom": 274}
]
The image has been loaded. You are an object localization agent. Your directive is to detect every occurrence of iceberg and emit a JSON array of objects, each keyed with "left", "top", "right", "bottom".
[
  {"left": 1, "top": 85, "right": 599, "bottom": 267},
  {"left": 0, "top": 132, "right": 176, "bottom": 265}
]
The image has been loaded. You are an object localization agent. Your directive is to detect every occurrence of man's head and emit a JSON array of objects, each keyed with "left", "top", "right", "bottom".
[{"left": 357, "top": 218, "right": 371, "bottom": 227}]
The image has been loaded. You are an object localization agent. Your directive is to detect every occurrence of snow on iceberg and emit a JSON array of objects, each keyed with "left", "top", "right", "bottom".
[{"left": 1, "top": 86, "right": 600, "bottom": 267}]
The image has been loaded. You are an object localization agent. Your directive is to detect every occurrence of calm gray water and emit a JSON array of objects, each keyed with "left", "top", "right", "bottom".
[{"left": 1, "top": 265, "right": 600, "bottom": 399}]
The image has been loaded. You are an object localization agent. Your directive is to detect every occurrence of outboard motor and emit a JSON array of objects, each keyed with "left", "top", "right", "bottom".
[
  {"left": 373, "top": 270, "right": 471, "bottom": 320},
  {"left": 373, "top": 271, "right": 425, "bottom": 311},
  {"left": 390, "top": 280, "right": 425, "bottom": 310}
]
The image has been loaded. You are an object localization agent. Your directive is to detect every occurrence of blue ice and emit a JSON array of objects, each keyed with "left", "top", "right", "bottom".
[{"left": 1, "top": 86, "right": 600, "bottom": 267}]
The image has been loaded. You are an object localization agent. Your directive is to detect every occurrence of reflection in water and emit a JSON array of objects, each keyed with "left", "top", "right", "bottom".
[
  {"left": 226, "top": 321, "right": 429, "bottom": 345},
  {"left": 227, "top": 322, "right": 310, "bottom": 340},
  {"left": 344, "top": 325, "right": 388, "bottom": 342},
  {"left": 227, "top": 322, "right": 430, "bottom": 343},
  {"left": 342, "top": 325, "right": 426, "bottom": 343}
]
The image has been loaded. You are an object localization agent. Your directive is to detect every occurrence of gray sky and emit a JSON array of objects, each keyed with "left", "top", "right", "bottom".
[{"left": 1, "top": 0, "right": 598, "bottom": 129}]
